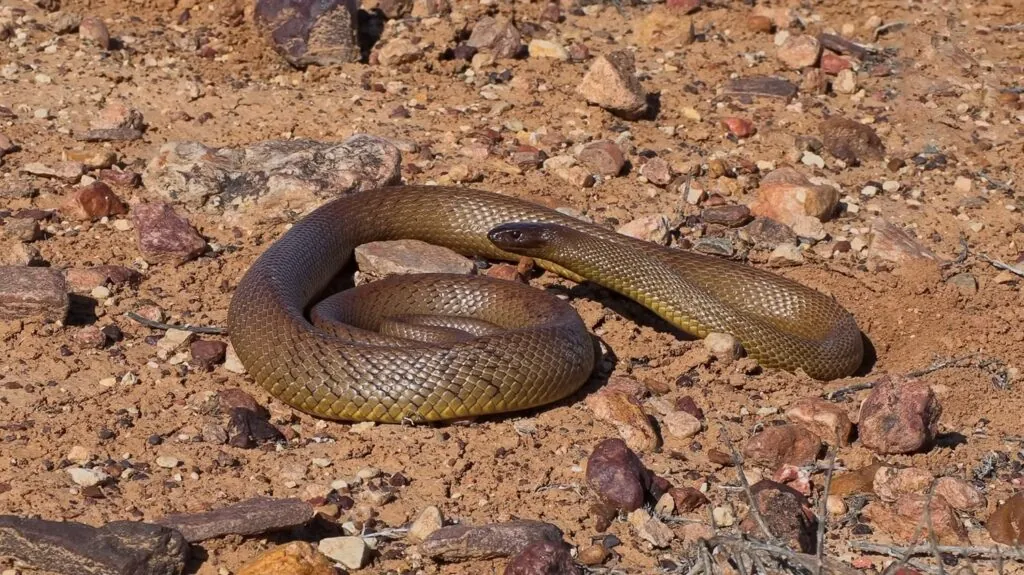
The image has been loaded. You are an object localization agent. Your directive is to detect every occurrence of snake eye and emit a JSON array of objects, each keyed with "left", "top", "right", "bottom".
[{"left": 509, "top": 230, "right": 522, "bottom": 240}]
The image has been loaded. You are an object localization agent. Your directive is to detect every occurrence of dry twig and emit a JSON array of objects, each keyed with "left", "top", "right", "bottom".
[{"left": 125, "top": 311, "right": 228, "bottom": 334}]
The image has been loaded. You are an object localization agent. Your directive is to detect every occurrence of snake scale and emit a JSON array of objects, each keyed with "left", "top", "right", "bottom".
[{"left": 227, "top": 185, "right": 863, "bottom": 423}]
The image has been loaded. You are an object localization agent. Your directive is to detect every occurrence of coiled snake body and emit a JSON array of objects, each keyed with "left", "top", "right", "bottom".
[{"left": 227, "top": 185, "right": 863, "bottom": 423}]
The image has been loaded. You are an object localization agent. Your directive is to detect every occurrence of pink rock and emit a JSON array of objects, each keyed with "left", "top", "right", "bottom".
[
  {"left": 0, "top": 266, "right": 68, "bottom": 322},
  {"left": 466, "top": 16, "right": 522, "bottom": 59},
  {"left": 858, "top": 375, "right": 942, "bottom": 455},
  {"left": 585, "top": 438, "right": 656, "bottom": 512},
  {"left": 577, "top": 51, "right": 648, "bottom": 119},
  {"left": 873, "top": 466, "right": 933, "bottom": 502},
  {"left": 65, "top": 266, "right": 141, "bottom": 293},
  {"left": 131, "top": 202, "right": 207, "bottom": 265},
  {"left": 749, "top": 167, "right": 840, "bottom": 226},
  {"left": 721, "top": 117, "right": 756, "bottom": 138},
  {"left": 666, "top": 0, "right": 701, "bottom": 13},
  {"left": 934, "top": 476, "right": 985, "bottom": 511},
  {"left": 777, "top": 35, "right": 821, "bottom": 69},
  {"left": 742, "top": 424, "right": 822, "bottom": 469},
  {"left": 785, "top": 398, "right": 853, "bottom": 446},
  {"left": 820, "top": 53, "right": 852, "bottom": 74},
  {"left": 639, "top": 157, "right": 672, "bottom": 186},
  {"left": 578, "top": 140, "right": 625, "bottom": 177}
]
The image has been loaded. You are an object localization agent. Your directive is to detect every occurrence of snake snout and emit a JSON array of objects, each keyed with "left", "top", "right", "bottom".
[{"left": 488, "top": 223, "right": 559, "bottom": 255}]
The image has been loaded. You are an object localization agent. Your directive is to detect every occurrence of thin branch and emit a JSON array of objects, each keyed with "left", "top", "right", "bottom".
[
  {"left": 824, "top": 382, "right": 874, "bottom": 401},
  {"left": 908, "top": 355, "right": 975, "bottom": 377},
  {"left": 851, "top": 541, "right": 1024, "bottom": 562},
  {"left": 723, "top": 433, "right": 777, "bottom": 544},
  {"left": 977, "top": 253, "right": 1024, "bottom": 278},
  {"left": 815, "top": 450, "right": 837, "bottom": 575},
  {"left": 125, "top": 311, "right": 228, "bottom": 334}
]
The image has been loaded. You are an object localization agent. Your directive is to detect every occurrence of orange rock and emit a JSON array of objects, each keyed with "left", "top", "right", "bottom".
[{"left": 236, "top": 541, "right": 335, "bottom": 575}]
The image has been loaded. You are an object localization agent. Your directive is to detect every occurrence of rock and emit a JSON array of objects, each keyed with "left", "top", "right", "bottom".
[
  {"left": 318, "top": 536, "right": 369, "bottom": 569},
  {"left": 768, "top": 243, "right": 804, "bottom": 266},
  {"left": 75, "top": 325, "right": 110, "bottom": 349},
  {"left": 721, "top": 117, "right": 756, "bottom": 138},
  {"left": 227, "top": 406, "right": 285, "bottom": 448},
  {"left": 868, "top": 218, "right": 941, "bottom": 264},
  {"left": 66, "top": 467, "right": 110, "bottom": 487},
  {"left": 421, "top": 520, "right": 564, "bottom": 561},
  {"left": 577, "top": 50, "right": 648, "bottom": 119},
  {"left": 65, "top": 266, "right": 140, "bottom": 293},
  {"left": 627, "top": 509, "right": 673, "bottom": 548},
  {"left": 157, "top": 329, "right": 195, "bottom": 359},
  {"left": 633, "top": 6, "right": 695, "bottom": 49},
  {"left": 76, "top": 101, "right": 145, "bottom": 142},
  {"left": 616, "top": 215, "right": 670, "bottom": 245},
  {"left": 411, "top": 0, "right": 449, "bottom": 18},
  {"left": 825, "top": 495, "right": 847, "bottom": 515},
  {"left": 577, "top": 545, "right": 608, "bottom": 566},
  {"left": 504, "top": 540, "right": 579, "bottom": 575},
  {"left": 669, "top": 487, "right": 709, "bottom": 512},
  {"left": 155, "top": 456, "right": 180, "bottom": 469},
  {"left": 702, "top": 205, "right": 751, "bottom": 227},
  {"left": 408, "top": 506, "right": 443, "bottom": 543},
  {"left": 237, "top": 541, "right": 335, "bottom": 575},
  {"left": 78, "top": 15, "right": 110, "bottom": 49},
  {"left": 749, "top": 167, "right": 840, "bottom": 225},
  {"left": 377, "top": 38, "right": 422, "bottom": 66},
  {"left": 0, "top": 516, "right": 188, "bottom": 575},
  {"left": 743, "top": 217, "right": 798, "bottom": 247},
  {"left": 743, "top": 424, "right": 822, "bottom": 469},
  {"left": 819, "top": 116, "right": 884, "bottom": 164},
  {"left": 675, "top": 396, "right": 705, "bottom": 420},
  {"left": 21, "top": 161, "right": 85, "bottom": 183},
  {"left": 223, "top": 344, "right": 246, "bottom": 374},
  {"left": 873, "top": 466, "right": 933, "bottom": 502},
  {"left": 988, "top": 492, "right": 1024, "bottom": 545},
  {"left": 190, "top": 340, "right": 227, "bottom": 370},
  {"left": 2, "top": 218, "right": 40, "bottom": 242},
  {"left": 639, "top": 157, "right": 672, "bottom": 186},
  {"left": 253, "top": 0, "right": 358, "bottom": 67},
  {"left": 863, "top": 494, "right": 967, "bottom": 545},
  {"left": 723, "top": 76, "right": 798, "bottom": 101},
  {"left": 777, "top": 34, "right": 821, "bottom": 69},
  {"left": 661, "top": 410, "right": 702, "bottom": 439},
  {"left": 934, "top": 477, "right": 985, "bottom": 511},
  {"left": 833, "top": 69, "right": 857, "bottom": 94},
  {"left": 946, "top": 273, "right": 977, "bottom": 298},
  {"left": 585, "top": 438, "right": 655, "bottom": 512},
  {"left": 0, "top": 267, "right": 68, "bottom": 322},
  {"left": 703, "top": 332, "right": 743, "bottom": 363},
  {"left": 354, "top": 240, "right": 474, "bottom": 278},
  {"left": 830, "top": 462, "right": 883, "bottom": 496},
  {"left": 2, "top": 244, "right": 44, "bottom": 266},
  {"left": 466, "top": 16, "right": 522, "bottom": 59},
  {"left": 156, "top": 497, "right": 314, "bottom": 543},
  {"left": 820, "top": 53, "right": 852, "bottom": 74},
  {"left": 131, "top": 202, "right": 207, "bottom": 265},
  {"left": 785, "top": 398, "right": 854, "bottom": 446},
  {"left": 578, "top": 140, "right": 626, "bottom": 177},
  {"left": 667, "top": 0, "right": 702, "bottom": 13},
  {"left": 858, "top": 375, "right": 941, "bottom": 454},
  {"left": 143, "top": 135, "right": 401, "bottom": 213},
  {"left": 585, "top": 390, "right": 658, "bottom": 453},
  {"left": 527, "top": 39, "right": 568, "bottom": 60},
  {"left": 740, "top": 480, "right": 817, "bottom": 552},
  {"left": 63, "top": 181, "right": 127, "bottom": 221},
  {"left": 747, "top": 15, "right": 774, "bottom": 33},
  {"left": 713, "top": 505, "right": 735, "bottom": 526}
]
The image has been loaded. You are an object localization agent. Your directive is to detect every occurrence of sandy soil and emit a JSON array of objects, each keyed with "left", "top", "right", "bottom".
[{"left": 1, "top": 0, "right": 1023, "bottom": 573}]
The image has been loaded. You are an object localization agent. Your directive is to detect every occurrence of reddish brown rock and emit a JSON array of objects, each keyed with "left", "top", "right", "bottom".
[
  {"left": 64, "top": 181, "right": 127, "bottom": 221},
  {"left": 77, "top": 101, "right": 145, "bottom": 142},
  {"left": 78, "top": 15, "right": 110, "bottom": 49},
  {"left": 669, "top": 487, "right": 709, "bottom": 512},
  {"left": 156, "top": 496, "right": 314, "bottom": 543},
  {"left": 74, "top": 325, "right": 109, "bottom": 349},
  {"left": 785, "top": 398, "right": 853, "bottom": 446},
  {"left": 863, "top": 494, "right": 967, "bottom": 545},
  {"left": 0, "top": 267, "right": 68, "bottom": 322},
  {"left": 724, "top": 76, "right": 797, "bottom": 101},
  {"left": 674, "top": 396, "right": 704, "bottom": 420},
  {"left": 504, "top": 540, "right": 579, "bottom": 575},
  {"left": 858, "top": 376, "right": 941, "bottom": 455},
  {"left": 422, "top": 520, "right": 564, "bottom": 561},
  {"left": 577, "top": 51, "right": 648, "bottom": 119},
  {"left": 253, "top": 0, "right": 359, "bottom": 67},
  {"left": 743, "top": 424, "right": 822, "bottom": 469},
  {"left": 747, "top": 15, "right": 774, "bottom": 33},
  {"left": 466, "top": 16, "right": 522, "bottom": 59},
  {"left": 585, "top": 438, "right": 656, "bottom": 513},
  {"left": 749, "top": 167, "right": 840, "bottom": 225},
  {"left": 190, "top": 340, "right": 228, "bottom": 371},
  {"left": 667, "top": 0, "right": 701, "bottom": 13},
  {"left": 739, "top": 480, "right": 818, "bottom": 552},
  {"left": 131, "top": 202, "right": 207, "bottom": 265},
  {"left": 988, "top": 492, "right": 1024, "bottom": 545},
  {"left": 868, "top": 218, "right": 941, "bottom": 264},
  {"left": 722, "top": 117, "right": 756, "bottom": 138},
  {"left": 65, "top": 265, "right": 141, "bottom": 293},
  {"left": 639, "top": 157, "right": 672, "bottom": 186},
  {"left": 578, "top": 140, "right": 626, "bottom": 177},
  {"left": 819, "top": 116, "right": 884, "bottom": 164},
  {"left": 701, "top": 205, "right": 752, "bottom": 228},
  {"left": 820, "top": 53, "right": 852, "bottom": 74}
]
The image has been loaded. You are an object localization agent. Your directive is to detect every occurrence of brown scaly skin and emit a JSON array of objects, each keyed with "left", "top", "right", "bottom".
[{"left": 228, "top": 185, "right": 864, "bottom": 423}]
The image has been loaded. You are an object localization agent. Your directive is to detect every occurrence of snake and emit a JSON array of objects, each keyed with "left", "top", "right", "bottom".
[{"left": 227, "top": 185, "right": 864, "bottom": 423}]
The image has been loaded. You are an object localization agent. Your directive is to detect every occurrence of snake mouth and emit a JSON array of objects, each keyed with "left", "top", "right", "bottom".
[{"left": 487, "top": 222, "right": 559, "bottom": 254}]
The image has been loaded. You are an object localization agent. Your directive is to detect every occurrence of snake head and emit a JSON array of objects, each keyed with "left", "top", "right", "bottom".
[{"left": 487, "top": 223, "right": 560, "bottom": 256}]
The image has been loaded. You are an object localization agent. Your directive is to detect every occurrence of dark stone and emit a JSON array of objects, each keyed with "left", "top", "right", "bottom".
[
  {"left": 422, "top": 520, "right": 564, "bottom": 561},
  {"left": 723, "top": 76, "right": 798, "bottom": 101},
  {"left": 739, "top": 480, "right": 818, "bottom": 552},
  {"left": 155, "top": 496, "right": 314, "bottom": 543},
  {"left": 585, "top": 438, "right": 655, "bottom": 513},
  {"left": 0, "top": 515, "right": 188, "bottom": 575},
  {"left": 702, "top": 205, "right": 752, "bottom": 227},
  {"left": 819, "top": 116, "right": 885, "bottom": 164},
  {"left": 504, "top": 540, "right": 580, "bottom": 575},
  {"left": 227, "top": 407, "right": 284, "bottom": 449}
]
